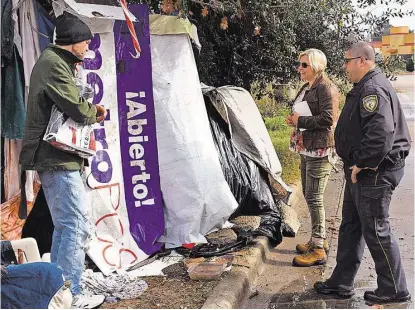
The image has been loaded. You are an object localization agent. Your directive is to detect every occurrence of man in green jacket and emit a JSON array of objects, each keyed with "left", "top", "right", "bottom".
[{"left": 19, "top": 12, "right": 106, "bottom": 309}]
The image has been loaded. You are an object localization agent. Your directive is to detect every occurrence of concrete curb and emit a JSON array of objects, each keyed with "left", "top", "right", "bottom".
[
  {"left": 286, "top": 181, "right": 302, "bottom": 210},
  {"left": 202, "top": 236, "right": 271, "bottom": 309},
  {"left": 202, "top": 183, "right": 301, "bottom": 309}
]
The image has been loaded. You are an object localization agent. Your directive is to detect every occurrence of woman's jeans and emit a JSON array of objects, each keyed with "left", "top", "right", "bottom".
[
  {"left": 38, "top": 170, "right": 90, "bottom": 296},
  {"left": 300, "top": 155, "right": 332, "bottom": 247}
]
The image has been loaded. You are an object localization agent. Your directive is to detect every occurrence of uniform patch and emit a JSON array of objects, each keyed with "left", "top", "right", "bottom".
[{"left": 362, "top": 95, "right": 378, "bottom": 112}]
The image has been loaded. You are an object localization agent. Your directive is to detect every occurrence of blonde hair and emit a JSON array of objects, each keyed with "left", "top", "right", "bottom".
[{"left": 298, "top": 49, "right": 327, "bottom": 74}]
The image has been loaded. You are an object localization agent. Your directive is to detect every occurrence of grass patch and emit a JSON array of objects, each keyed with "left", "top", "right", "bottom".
[
  {"left": 253, "top": 83, "right": 301, "bottom": 184},
  {"left": 264, "top": 108, "right": 300, "bottom": 185}
]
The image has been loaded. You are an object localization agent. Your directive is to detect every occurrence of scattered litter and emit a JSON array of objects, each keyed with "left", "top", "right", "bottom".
[
  {"left": 184, "top": 255, "right": 234, "bottom": 277},
  {"left": 127, "top": 251, "right": 184, "bottom": 277},
  {"left": 127, "top": 250, "right": 172, "bottom": 271},
  {"left": 223, "top": 221, "right": 235, "bottom": 228},
  {"left": 188, "top": 261, "right": 226, "bottom": 280},
  {"left": 190, "top": 236, "right": 252, "bottom": 257},
  {"left": 182, "top": 243, "right": 195, "bottom": 249},
  {"left": 206, "top": 228, "right": 238, "bottom": 245},
  {"left": 184, "top": 257, "right": 206, "bottom": 270},
  {"left": 82, "top": 270, "right": 148, "bottom": 300}
]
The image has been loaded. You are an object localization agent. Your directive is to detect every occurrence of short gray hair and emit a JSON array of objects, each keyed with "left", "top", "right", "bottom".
[
  {"left": 347, "top": 42, "right": 375, "bottom": 61},
  {"left": 298, "top": 49, "right": 327, "bottom": 74}
]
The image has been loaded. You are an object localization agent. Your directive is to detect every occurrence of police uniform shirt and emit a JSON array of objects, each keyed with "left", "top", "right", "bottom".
[{"left": 334, "top": 67, "right": 411, "bottom": 169}]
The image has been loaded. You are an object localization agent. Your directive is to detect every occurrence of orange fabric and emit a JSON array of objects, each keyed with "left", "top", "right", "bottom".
[{"left": 1, "top": 182, "right": 41, "bottom": 241}]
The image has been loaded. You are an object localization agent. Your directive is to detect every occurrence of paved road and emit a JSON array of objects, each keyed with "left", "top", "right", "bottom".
[
  {"left": 392, "top": 74, "right": 415, "bottom": 121},
  {"left": 244, "top": 74, "right": 414, "bottom": 309}
]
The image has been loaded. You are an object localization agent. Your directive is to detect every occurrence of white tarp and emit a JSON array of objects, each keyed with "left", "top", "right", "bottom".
[{"left": 150, "top": 34, "right": 238, "bottom": 248}]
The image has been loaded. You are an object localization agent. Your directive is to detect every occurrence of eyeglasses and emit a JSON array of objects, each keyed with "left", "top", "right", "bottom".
[
  {"left": 343, "top": 56, "right": 363, "bottom": 64},
  {"left": 295, "top": 61, "right": 309, "bottom": 69}
]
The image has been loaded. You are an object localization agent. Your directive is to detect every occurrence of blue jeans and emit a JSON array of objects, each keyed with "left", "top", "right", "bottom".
[{"left": 38, "top": 170, "right": 90, "bottom": 295}]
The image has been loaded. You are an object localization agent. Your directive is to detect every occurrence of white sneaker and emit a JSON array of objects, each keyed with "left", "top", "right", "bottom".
[{"left": 71, "top": 294, "right": 105, "bottom": 309}]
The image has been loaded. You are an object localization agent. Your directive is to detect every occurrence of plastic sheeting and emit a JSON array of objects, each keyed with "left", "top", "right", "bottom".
[
  {"left": 203, "top": 85, "right": 302, "bottom": 239},
  {"left": 202, "top": 86, "right": 291, "bottom": 203},
  {"left": 151, "top": 34, "right": 238, "bottom": 248},
  {"left": 205, "top": 99, "right": 283, "bottom": 242}
]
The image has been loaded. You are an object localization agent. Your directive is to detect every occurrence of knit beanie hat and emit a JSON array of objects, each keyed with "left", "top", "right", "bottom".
[{"left": 55, "top": 12, "right": 93, "bottom": 45}]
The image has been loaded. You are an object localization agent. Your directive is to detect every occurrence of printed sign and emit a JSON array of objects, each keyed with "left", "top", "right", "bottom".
[{"left": 81, "top": 4, "right": 164, "bottom": 275}]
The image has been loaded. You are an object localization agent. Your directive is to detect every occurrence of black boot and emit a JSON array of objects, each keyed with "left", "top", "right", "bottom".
[
  {"left": 314, "top": 281, "right": 354, "bottom": 298},
  {"left": 364, "top": 289, "right": 411, "bottom": 303}
]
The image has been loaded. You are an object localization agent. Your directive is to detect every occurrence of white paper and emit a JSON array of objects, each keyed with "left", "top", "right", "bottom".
[
  {"left": 293, "top": 101, "right": 312, "bottom": 131},
  {"left": 293, "top": 101, "right": 312, "bottom": 116}
]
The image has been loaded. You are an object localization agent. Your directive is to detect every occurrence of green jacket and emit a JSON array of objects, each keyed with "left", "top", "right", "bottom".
[{"left": 19, "top": 45, "right": 98, "bottom": 171}]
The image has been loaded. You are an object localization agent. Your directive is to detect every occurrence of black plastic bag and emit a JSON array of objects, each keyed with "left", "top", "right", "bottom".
[{"left": 205, "top": 99, "right": 283, "bottom": 244}]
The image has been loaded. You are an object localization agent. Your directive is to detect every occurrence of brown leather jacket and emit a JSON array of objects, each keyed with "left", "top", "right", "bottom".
[{"left": 295, "top": 75, "right": 339, "bottom": 151}]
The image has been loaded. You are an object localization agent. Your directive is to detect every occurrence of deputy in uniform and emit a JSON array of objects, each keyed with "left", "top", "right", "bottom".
[{"left": 313, "top": 41, "right": 411, "bottom": 303}]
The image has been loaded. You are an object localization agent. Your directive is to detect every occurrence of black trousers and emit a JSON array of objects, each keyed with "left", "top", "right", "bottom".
[{"left": 328, "top": 165, "right": 408, "bottom": 295}]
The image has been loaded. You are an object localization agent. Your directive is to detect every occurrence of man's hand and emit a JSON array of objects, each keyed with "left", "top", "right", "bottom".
[
  {"left": 350, "top": 165, "right": 378, "bottom": 183},
  {"left": 96, "top": 105, "right": 107, "bottom": 123},
  {"left": 350, "top": 165, "right": 362, "bottom": 184}
]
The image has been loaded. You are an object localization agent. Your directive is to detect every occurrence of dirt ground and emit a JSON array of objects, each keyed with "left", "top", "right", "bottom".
[{"left": 101, "top": 262, "right": 225, "bottom": 309}]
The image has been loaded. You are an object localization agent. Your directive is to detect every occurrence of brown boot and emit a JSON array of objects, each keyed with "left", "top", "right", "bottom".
[
  {"left": 293, "top": 248, "right": 327, "bottom": 267},
  {"left": 296, "top": 239, "right": 329, "bottom": 254}
]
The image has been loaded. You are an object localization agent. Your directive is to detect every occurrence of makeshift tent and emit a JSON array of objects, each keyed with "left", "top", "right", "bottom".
[{"left": 1, "top": 0, "right": 298, "bottom": 277}]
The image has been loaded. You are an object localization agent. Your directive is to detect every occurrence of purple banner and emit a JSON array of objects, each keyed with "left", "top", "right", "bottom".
[{"left": 114, "top": 4, "right": 164, "bottom": 255}]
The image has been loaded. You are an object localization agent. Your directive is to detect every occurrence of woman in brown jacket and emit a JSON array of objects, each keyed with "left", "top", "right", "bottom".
[{"left": 286, "top": 48, "right": 339, "bottom": 267}]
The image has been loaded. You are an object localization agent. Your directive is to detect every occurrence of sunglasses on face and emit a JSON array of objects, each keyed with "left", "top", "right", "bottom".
[{"left": 295, "top": 61, "right": 309, "bottom": 69}]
